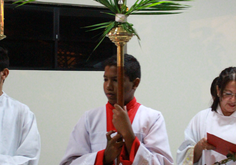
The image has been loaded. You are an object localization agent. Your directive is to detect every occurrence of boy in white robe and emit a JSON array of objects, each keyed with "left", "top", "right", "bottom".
[
  {"left": 60, "top": 54, "right": 173, "bottom": 165},
  {"left": 0, "top": 47, "right": 41, "bottom": 165}
]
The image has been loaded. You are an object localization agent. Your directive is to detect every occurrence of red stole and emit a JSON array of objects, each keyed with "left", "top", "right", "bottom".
[
  {"left": 106, "top": 97, "right": 141, "bottom": 132},
  {"left": 95, "top": 98, "right": 141, "bottom": 165}
]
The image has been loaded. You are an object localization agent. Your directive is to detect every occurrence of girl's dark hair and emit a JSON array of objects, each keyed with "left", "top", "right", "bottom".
[
  {"left": 210, "top": 77, "right": 219, "bottom": 99},
  {"left": 103, "top": 54, "right": 141, "bottom": 82},
  {"left": 211, "top": 67, "right": 236, "bottom": 111},
  {"left": 0, "top": 47, "right": 9, "bottom": 71}
]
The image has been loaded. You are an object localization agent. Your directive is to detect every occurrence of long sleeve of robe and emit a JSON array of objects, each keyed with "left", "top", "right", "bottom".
[
  {"left": 177, "top": 107, "right": 236, "bottom": 165},
  {"left": 0, "top": 92, "right": 41, "bottom": 165},
  {"left": 60, "top": 104, "right": 173, "bottom": 165}
]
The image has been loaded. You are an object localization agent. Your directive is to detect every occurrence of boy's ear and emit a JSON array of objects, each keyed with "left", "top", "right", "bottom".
[
  {"left": 1, "top": 68, "right": 9, "bottom": 81},
  {"left": 133, "top": 78, "right": 140, "bottom": 90}
]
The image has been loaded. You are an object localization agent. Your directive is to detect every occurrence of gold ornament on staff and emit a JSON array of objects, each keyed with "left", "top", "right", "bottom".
[
  {"left": 107, "top": 14, "right": 133, "bottom": 108},
  {"left": 0, "top": 0, "right": 6, "bottom": 40}
]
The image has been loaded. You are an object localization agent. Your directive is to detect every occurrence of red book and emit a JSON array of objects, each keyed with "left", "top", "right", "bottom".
[{"left": 207, "top": 133, "right": 236, "bottom": 156}]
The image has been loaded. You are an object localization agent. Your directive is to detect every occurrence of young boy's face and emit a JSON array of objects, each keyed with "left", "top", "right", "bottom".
[{"left": 103, "top": 65, "right": 135, "bottom": 105}]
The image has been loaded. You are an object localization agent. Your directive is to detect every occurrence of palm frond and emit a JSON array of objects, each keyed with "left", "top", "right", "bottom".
[
  {"left": 100, "top": 11, "right": 116, "bottom": 17},
  {"left": 95, "top": 0, "right": 120, "bottom": 13},
  {"left": 13, "top": 0, "right": 35, "bottom": 6},
  {"left": 126, "top": 0, "right": 190, "bottom": 15},
  {"left": 131, "top": 11, "right": 181, "bottom": 15},
  {"left": 121, "top": 22, "right": 140, "bottom": 40},
  {"left": 140, "top": 4, "right": 189, "bottom": 11},
  {"left": 88, "top": 0, "right": 192, "bottom": 51},
  {"left": 12, "top": 0, "right": 192, "bottom": 53},
  {"left": 90, "top": 21, "right": 118, "bottom": 51},
  {"left": 84, "top": 21, "right": 113, "bottom": 29},
  {"left": 169, "top": 0, "right": 191, "bottom": 1}
]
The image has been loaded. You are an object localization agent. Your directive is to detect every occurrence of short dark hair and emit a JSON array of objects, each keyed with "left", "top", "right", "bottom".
[
  {"left": 211, "top": 67, "right": 236, "bottom": 111},
  {"left": 0, "top": 47, "right": 9, "bottom": 71},
  {"left": 103, "top": 54, "right": 141, "bottom": 82}
]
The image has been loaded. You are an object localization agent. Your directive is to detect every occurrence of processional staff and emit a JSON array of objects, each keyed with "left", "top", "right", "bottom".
[
  {"left": 106, "top": 6, "right": 133, "bottom": 108},
  {"left": 0, "top": 0, "right": 6, "bottom": 40}
]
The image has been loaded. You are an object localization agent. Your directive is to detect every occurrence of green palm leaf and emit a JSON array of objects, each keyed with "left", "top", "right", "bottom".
[
  {"left": 13, "top": 0, "right": 191, "bottom": 51},
  {"left": 127, "top": 1, "right": 190, "bottom": 15},
  {"left": 13, "top": 0, "right": 35, "bottom": 6},
  {"left": 95, "top": 0, "right": 120, "bottom": 13},
  {"left": 91, "top": 21, "right": 118, "bottom": 51},
  {"left": 85, "top": 0, "right": 191, "bottom": 50}
]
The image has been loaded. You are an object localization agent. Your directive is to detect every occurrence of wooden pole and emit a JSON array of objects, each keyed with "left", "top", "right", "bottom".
[
  {"left": 117, "top": 44, "right": 124, "bottom": 108},
  {"left": 107, "top": 25, "right": 132, "bottom": 108}
]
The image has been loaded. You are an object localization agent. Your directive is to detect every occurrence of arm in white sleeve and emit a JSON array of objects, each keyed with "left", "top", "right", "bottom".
[
  {"left": 60, "top": 112, "right": 100, "bottom": 165},
  {"left": 133, "top": 111, "right": 173, "bottom": 165},
  {"left": 0, "top": 113, "right": 41, "bottom": 165},
  {"left": 176, "top": 110, "right": 209, "bottom": 165}
]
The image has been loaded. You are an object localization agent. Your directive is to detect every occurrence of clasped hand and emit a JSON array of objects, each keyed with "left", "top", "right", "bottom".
[{"left": 104, "top": 104, "right": 135, "bottom": 164}]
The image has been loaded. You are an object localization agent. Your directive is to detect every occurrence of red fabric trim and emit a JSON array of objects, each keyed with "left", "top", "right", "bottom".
[
  {"left": 95, "top": 150, "right": 115, "bottom": 165},
  {"left": 126, "top": 98, "right": 141, "bottom": 124},
  {"left": 95, "top": 150, "right": 105, "bottom": 165},
  {"left": 105, "top": 98, "right": 141, "bottom": 164},
  {"left": 120, "top": 146, "right": 129, "bottom": 164},
  {"left": 129, "top": 137, "right": 140, "bottom": 162},
  {"left": 119, "top": 137, "right": 140, "bottom": 164},
  {"left": 95, "top": 98, "right": 141, "bottom": 165},
  {"left": 106, "top": 97, "right": 141, "bottom": 132},
  {"left": 106, "top": 103, "right": 116, "bottom": 132}
]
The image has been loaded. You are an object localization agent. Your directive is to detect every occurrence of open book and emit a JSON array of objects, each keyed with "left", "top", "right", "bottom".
[{"left": 207, "top": 133, "right": 236, "bottom": 156}]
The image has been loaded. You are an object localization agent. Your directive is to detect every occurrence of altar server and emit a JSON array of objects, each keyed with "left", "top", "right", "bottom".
[
  {"left": 177, "top": 67, "right": 236, "bottom": 165},
  {"left": 60, "top": 54, "right": 173, "bottom": 165},
  {"left": 0, "top": 47, "right": 41, "bottom": 165}
]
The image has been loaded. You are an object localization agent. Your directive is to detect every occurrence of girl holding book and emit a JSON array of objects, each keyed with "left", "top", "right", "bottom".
[{"left": 177, "top": 67, "right": 236, "bottom": 165}]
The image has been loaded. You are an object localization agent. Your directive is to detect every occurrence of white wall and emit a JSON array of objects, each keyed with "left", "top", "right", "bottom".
[{"left": 4, "top": 0, "right": 236, "bottom": 165}]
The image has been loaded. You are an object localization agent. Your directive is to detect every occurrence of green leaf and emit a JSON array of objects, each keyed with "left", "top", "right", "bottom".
[
  {"left": 84, "top": 22, "right": 113, "bottom": 29},
  {"left": 126, "top": 0, "right": 191, "bottom": 15},
  {"left": 122, "top": 22, "right": 140, "bottom": 40},
  {"left": 95, "top": 0, "right": 119, "bottom": 13},
  {"left": 131, "top": 11, "right": 182, "bottom": 15},
  {"left": 13, "top": 0, "right": 36, "bottom": 6},
  {"left": 87, "top": 0, "right": 192, "bottom": 51},
  {"left": 91, "top": 21, "right": 117, "bottom": 51}
]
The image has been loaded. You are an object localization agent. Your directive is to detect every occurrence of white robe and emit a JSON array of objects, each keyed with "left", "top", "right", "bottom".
[
  {"left": 60, "top": 104, "right": 173, "bottom": 165},
  {"left": 177, "top": 106, "right": 236, "bottom": 165},
  {"left": 0, "top": 92, "right": 41, "bottom": 165}
]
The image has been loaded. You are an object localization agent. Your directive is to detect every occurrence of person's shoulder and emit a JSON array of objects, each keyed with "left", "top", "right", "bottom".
[
  {"left": 137, "top": 104, "right": 164, "bottom": 119},
  {"left": 194, "top": 108, "right": 211, "bottom": 117},
  {"left": 75, "top": 105, "right": 106, "bottom": 128},
  {"left": 139, "top": 104, "right": 162, "bottom": 114},
  {"left": 83, "top": 105, "right": 106, "bottom": 117},
  {"left": 188, "top": 108, "right": 211, "bottom": 124},
  {"left": 3, "top": 92, "right": 33, "bottom": 115},
  {"left": 134, "top": 105, "right": 167, "bottom": 127},
  {"left": 87, "top": 105, "right": 105, "bottom": 113}
]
